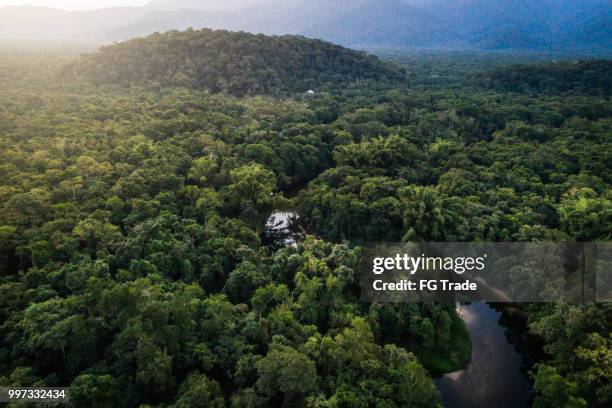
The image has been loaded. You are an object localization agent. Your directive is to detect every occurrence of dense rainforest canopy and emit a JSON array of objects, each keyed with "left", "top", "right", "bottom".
[
  {"left": 0, "top": 31, "right": 611, "bottom": 408},
  {"left": 478, "top": 59, "right": 612, "bottom": 95},
  {"left": 67, "top": 29, "right": 406, "bottom": 97}
]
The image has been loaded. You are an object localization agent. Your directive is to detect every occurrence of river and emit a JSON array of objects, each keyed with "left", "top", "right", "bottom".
[{"left": 435, "top": 302, "right": 533, "bottom": 408}]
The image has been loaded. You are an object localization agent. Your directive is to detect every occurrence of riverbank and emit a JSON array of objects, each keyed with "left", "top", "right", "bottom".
[{"left": 414, "top": 312, "right": 472, "bottom": 375}]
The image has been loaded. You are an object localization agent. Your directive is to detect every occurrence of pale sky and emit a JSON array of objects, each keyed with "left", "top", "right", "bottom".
[{"left": 0, "top": 1, "right": 149, "bottom": 10}]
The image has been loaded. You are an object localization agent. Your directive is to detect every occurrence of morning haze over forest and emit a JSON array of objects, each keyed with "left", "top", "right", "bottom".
[{"left": 0, "top": 0, "right": 610, "bottom": 53}]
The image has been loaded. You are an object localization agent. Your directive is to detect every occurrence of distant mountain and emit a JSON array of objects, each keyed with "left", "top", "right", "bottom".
[
  {"left": 94, "top": 9, "right": 224, "bottom": 42},
  {"left": 421, "top": 0, "right": 612, "bottom": 51},
  {"left": 67, "top": 28, "right": 406, "bottom": 96},
  {"left": 145, "top": 0, "right": 264, "bottom": 12},
  {"left": 289, "top": 0, "right": 457, "bottom": 47},
  {"left": 201, "top": 0, "right": 456, "bottom": 47},
  {"left": 0, "top": 0, "right": 610, "bottom": 53}
]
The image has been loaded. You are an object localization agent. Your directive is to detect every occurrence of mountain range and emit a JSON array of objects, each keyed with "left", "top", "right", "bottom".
[{"left": 0, "top": 0, "right": 609, "bottom": 53}]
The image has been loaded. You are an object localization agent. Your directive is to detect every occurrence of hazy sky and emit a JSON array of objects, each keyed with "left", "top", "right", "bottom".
[{"left": 0, "top": 1, "right": 149, "bottom": 10}]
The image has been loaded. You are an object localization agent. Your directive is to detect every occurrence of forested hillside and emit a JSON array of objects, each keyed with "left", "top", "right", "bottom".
[
  {"left": 0, "top": 34, "right": 611, "bottom": 408},
  {"left": 68, "top": 29, "right": 405, "bottom": 96}
]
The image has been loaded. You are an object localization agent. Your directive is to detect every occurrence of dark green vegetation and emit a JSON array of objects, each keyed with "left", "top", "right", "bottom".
[
  {"left": 0, "top": 31, "right": 611, "bottom": 408},
  {"left": 479, "top": 60, "right": 612, "bottom": 95},
  {"left": 413, "top": 313, "right": 472, "bottom": 375},
  {"left": 68, "top": 29, "right": 405, "bottom": 97}
]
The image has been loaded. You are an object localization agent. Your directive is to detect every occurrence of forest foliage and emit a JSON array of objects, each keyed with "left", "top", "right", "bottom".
[
  {"left": 0, "top": 32, "right": 611, "bottom": 408},
  {"left": 478, "top": 59, "right": 612, "bottom": 95},
  {"left": 67, "top": 29, "right": 406, "bottom": 97}
]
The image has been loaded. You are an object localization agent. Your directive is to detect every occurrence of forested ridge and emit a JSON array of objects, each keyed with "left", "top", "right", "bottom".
[
  {"left": 66, "top": 29, "right": 406, "bottom": 97},
  {"left": 0, "top": 33, "right": 611, "bottom": 408}
]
